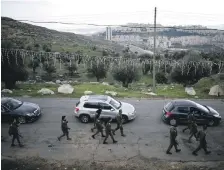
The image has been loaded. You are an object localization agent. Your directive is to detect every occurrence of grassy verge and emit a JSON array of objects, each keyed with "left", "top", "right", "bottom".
[{"left": 2, "top": 82, "right": 223, "bottom": 99}]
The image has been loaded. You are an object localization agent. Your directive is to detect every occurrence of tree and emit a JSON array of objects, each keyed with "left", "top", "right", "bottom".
[
  {"left": 138, "top": 53, "right": 153, "bottom": 75},
  {"left": 87, "top": 57, "right": 108, "bottom": 82},
  {"left": 1, "top": 49, "right": 28, "bottom": 89},
  {"left": 156, "top": 72, "right": 168, "bottom": 84},
  {"left": 28, "top": 57, "right": 40, "bottom": 79},
  {"left": 112, "top": 62, "right": 140, "bottom": 88},
  {"left": 170, "top": 53, "right": 211, "bottom": 85},
  {"left": 42, "top": 44, "right": 52, "bottom": 52},
  {"left": 66, "top": 63, "right": 78, "bottom": 76},
  {"left": 43, "top": 63, "right": 56, "bottom": 79}
]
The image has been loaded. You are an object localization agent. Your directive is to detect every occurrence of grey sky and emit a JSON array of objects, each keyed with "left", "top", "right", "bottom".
[{"left": 1, "top": 0, "right": 224, "bottom": 34}]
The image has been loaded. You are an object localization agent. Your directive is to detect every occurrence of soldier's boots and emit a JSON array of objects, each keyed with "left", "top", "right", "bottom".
[
  {"left": 11, "top": 143, "right": 24, "bottom": 147},
  {"left": 121, "top": 134, "right": 126, "bottom": 137},
  {"left": 176, "top": 149, "right": 181, "bottom": 152},
  {"left": 102, "top": 135, "right": 106, "bottom": 137},
  {"left": 205, "top": 151, "right": 211, "bottom": 155},
  {"left": 103, "top": 140, "right": 117, "bottom": 144},
  {"left": 67, "top": 138, "right": 72, "bottom": 140},
  {"left": 166, "top": 151, "right": 172, "bottom": 154},
  {"left": 192, "top": 151, "right": 198, "bottom": 156}
]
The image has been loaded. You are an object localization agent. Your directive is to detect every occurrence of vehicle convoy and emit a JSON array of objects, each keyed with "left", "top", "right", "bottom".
[
  {"left": 74, "top": 95, "right": 136, "bottom": 123},
  {"left": 162, "top": 99, "right": 222, "bottom": 126},
  {"left": 1, "top": 97, "right": 41, "bottom": 124}
]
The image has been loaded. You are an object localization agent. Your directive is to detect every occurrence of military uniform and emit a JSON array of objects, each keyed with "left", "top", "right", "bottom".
[
  {"left": 9, "top": 120, "right": 24, "bottom": 147},
  {"left": 188, "top": 122, "right": 198, "bottom": 142},
  {"left": 92, "top": 119, "right": 105, "bottom": 139},
  {"left": 58, "top": 116, "right": 71, "bottom": 141},
  {"left": 113, "top": 110, "right": 125, "bottom": 137},
  {"left": 166, "top": 126, "right": 181, "bottom": 154},
  {"left": 103, "top": 119, "right": 117, "bottom": 144},
  {"left": 192, "top": 126, "right": 211, "bottom": 156},
  {"left": 183, "top": 113, "right": 195, "bottom": 133},
  {"left": 91, "top": 109, "right": 102, "bottom": 132}
]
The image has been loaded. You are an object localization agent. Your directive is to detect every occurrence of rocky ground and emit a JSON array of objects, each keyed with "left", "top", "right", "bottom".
[{"left": 2, "top": 156, "right": 224, "bottom": 170}]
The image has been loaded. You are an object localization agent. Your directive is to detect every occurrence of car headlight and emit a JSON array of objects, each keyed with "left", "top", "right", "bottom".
[
  {"left": 214, "top": 114, "right": 221, "bottom": 118},
  {"left": 26, "top": 113, "right": 34, "bottom": 116}
]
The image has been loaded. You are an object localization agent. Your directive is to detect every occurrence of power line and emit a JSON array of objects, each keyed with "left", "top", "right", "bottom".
[{"left": 17, "top": 19, "right": 224, "bottom": 31}]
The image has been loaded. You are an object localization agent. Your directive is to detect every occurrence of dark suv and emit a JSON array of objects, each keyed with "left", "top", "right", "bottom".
[{"left": 162, "top": 100, "right": 222, "bottom": 126}]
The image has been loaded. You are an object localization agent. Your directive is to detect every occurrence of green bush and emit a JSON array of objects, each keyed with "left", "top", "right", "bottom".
[{"left": 156, "top": 72, "right": 168, "bottom": 84}]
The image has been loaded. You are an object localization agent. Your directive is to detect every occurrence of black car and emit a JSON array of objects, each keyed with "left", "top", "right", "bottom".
[
  {"left": 162, "top": 100, "right": 222, "bottom": 126},
  {"left": 1, "top": 97, "right": 41, "bottom": 124}
]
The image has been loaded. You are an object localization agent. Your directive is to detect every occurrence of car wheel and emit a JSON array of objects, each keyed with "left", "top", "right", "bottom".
[
  {"left": 208, "top": 120, "right": 216, "bottom": 126},
  {"left": 80, "top": 114, "right": 90, "bottom": 123},
  {"left": 18, "top": 116, "right": 26, "bottom": 124},
  {"left": 122, "top": 115, "right": 128, "bottom": 124},
  {"left": 169, "top": 118, "right": 177, "bottom": 125}
]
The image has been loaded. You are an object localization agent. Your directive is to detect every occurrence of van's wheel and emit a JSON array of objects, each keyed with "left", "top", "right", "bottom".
[{"left": 80, "top": 114, "right": 90, "bottom": 123}]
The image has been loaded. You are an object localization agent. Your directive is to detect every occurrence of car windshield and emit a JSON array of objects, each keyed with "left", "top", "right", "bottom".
[
  {"left": 109, "top": 97, "right": 121, "bottom": 109},
  {"left": 196, "top": 103, "right": 209, "bottom": 113},
  {"left": 4, "top": 99, "right": 22, "bottom": 110}
]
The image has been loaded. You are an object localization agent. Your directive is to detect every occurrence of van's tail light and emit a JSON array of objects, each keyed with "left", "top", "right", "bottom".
[
  {"left": 75, "top": 107, "right": 79, "bottom": 112},
  {"left": 166, "top": 112, "right": 172, "bottom": 117}
]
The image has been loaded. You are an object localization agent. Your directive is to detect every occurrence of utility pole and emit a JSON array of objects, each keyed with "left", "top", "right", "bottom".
[{"left": 152, "top": 7, "right": 157, "bottom": 93}]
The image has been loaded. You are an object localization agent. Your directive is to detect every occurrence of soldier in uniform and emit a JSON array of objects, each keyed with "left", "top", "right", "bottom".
[
  {"left": 113, "top": 109, "right": 126, "bottom": 137},
  {"left": 9, "top": 119, "right": 24, "bottom": 147},
  {"left": 192, "top": 125, "right": 211, "bottom": 156},
  {"left": 188, "top": 121, "right": 198, "bottom": 143},
  {"left": 91, "top": 108, "right": 102, "bottom": 132},
  {"left": 166, "top": 121, "right": 181, "bottom": 154},
  {"left": 183, "top": 112, "right": 195, "bottom": 133},
  {"left": 92, "top": 118, "right": 105, "bottom": 139},
  {"left": 58, "top": 116, "right": 71, "bottom": 141},
  {"left": 103, "top": 118, "right": 117, "bottom": 144}
]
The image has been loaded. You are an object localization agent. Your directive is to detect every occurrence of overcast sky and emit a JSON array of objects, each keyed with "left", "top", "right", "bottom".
[{"left": 1, "top": 0, "right": 224, "bottom": 34}]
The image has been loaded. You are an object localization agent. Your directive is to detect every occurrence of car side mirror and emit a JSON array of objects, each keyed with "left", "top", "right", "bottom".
[{"left": 110, "top": 108, "right": 115, "bottom": 111}]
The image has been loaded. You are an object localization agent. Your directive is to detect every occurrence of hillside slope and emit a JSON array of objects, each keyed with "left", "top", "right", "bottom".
[{"left": 1, "top": 17, "right": 124, "bottom": 56}]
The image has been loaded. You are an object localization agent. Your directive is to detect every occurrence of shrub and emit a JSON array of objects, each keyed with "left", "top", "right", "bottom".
[
  {"left": 156, "top": 72, "right": 168, "bottom": 84},
  {"left": 112, "top": 62, "right": 141, "bottom": 88}
]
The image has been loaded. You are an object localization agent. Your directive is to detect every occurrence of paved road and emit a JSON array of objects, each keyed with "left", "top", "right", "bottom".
[{"left": 1, "top": 98, "right": 224, "bottom": 162}]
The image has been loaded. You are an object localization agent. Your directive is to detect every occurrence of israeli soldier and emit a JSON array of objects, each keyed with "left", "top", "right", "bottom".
[
  {"left": 192, "top": 125, "right": 211, "bottom": 156},
  {"left": 92, "top": 118, "right": 106, "bottom": 139},
  {"left": 188, "top": 121, "right": 198, "bottom": 143},
  {"left": 9, "top": 119, "right": 24, "bottom": 147},
  {"left": 58, "top": 116, "right": 71, "bottom": 141},
  {"left": 103, "top": 118, "right": 117, "bottom": 144},
  {"left": 183, "top": 113, "right": 195, "bottom": 133},
  {"left": 113, "top": 109, "right": 126, "bottom": 137},
  {"left": 91, "top": 108, "right": 102, "bottom": 132},
  {"left": 166, "top": 121, "right": 181, "bottom": 154}
]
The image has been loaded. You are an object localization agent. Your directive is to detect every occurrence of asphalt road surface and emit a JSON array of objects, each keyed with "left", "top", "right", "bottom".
[{"left": 1, "top": 98, "right": 224, "bottom": 163}]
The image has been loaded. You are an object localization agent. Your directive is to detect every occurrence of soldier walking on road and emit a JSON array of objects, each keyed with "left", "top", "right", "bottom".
[
  {"left": 113, "top": 110, "right": 126, "bottom": 137},
  {"left": 103, "top": 118, "right": 117, "bottom": 144},
  {"left": 188, "top": 121, "right": 198, "bottom": 143},
  {"left": 92, "top": 118, "right": 105, "bottom": 139},
  {"left": 91, "top": 108, "right": 102, "bottom": 132},
  {"left": 9, "top": 119, "right": 24, "bottom": 147},
  {"left": 166, "top": 121, "right": 181, "bottom": 154},
  {"left": 192, "top": 125, "right": 211, "bottom": 156},
  {"left": 183, "top": 112, "right": 195, "bottom": 133},
  {"left": 58, "top": 116, "right": 71, "bottom": 141}
]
